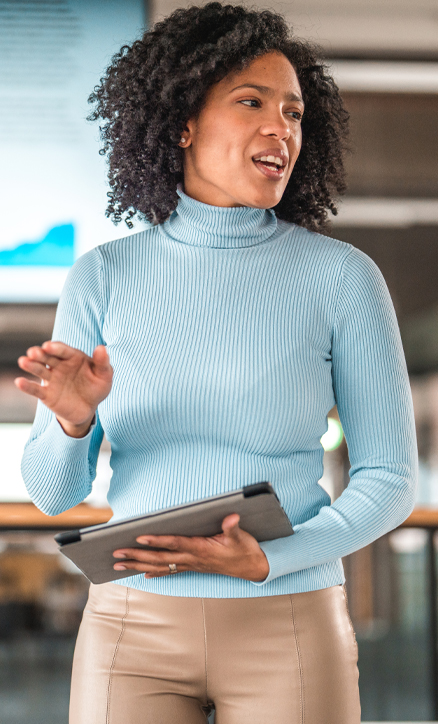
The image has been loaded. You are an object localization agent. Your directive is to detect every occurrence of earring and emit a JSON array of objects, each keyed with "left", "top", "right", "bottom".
[{"left": 180, "top": 137, "right": 186, "bottom": 144}]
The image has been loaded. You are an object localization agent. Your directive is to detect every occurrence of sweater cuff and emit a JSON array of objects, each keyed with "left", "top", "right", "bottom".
[
  {"left": 41, "top": 414, "right": 97, "bottom": 463},
  {"left": 251, "top": 526, "right": 314, "bottom": 586}
]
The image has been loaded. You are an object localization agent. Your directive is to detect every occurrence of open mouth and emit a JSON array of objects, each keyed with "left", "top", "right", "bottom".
[
  {"left": 256, "top": 160, "right": 282, "bottom": 170},
  {"left": 252, "top": 158, "right": 285, "bottom": 177}
]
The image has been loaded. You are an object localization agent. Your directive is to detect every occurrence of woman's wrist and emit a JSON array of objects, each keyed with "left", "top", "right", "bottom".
[
  {"left": 248, "top": 550, "right": 270, "bottom": 582},
  {"left": 56, "top": 414, "right": 96, "bottom": 438}
]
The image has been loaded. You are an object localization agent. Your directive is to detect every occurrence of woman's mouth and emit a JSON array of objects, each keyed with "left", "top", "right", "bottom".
[{"left": 252, "top": 158, "right": 285, "bottom": 179}]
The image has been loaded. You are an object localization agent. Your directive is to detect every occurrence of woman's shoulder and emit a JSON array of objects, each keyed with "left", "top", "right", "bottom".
[
  {"left": 68, "top": 226, "right": 159, "bottom": 272},
  {"left": 92, "top": 226, "right": 160, "bottom": 263},
  {"left": 276, "top": 218, "right": 355, "bottom": 267},
  {"left": 279, "top": 223, "right": 389, "bottom": 303}
]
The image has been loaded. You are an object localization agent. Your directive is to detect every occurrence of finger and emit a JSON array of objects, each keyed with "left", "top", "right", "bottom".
[
  {"left": 113, "top": 548, "right": 188, "bottom": 564},
  {"left": 113, "top": 560, "right": 187, "bottom": 574},
  {"left": 134, "top": 535, "right": 187, "bottom": 551},
  {"left": 14, "top": 377, "right": 47, "bottom": 400},
  {"left": 91, "top": 345, "right": 112, "bottom": 375},
  {"left": 221, "top": 514, "right": 241, "bottom": 540},
  {"left": 17, "top": 357, "right": 51, "bottom": 381},
  {"left": 144, "top": 570, "right": 183, "bottom": 578},
  {"left": 144, "top": 566, "right": 188, "bottom": 578},
  {"left": 41, "top": 340, "right": 77, "bottom": 360},
  {"left": 25, "top": 346, "right": 64, "bottom": 369}
]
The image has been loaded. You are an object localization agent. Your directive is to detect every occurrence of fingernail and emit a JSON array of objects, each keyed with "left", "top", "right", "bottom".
[
  {"left": 114, "top": 564, "right": 127, "bottom": 570},
  {"left": 137, "top": 537, "right": 151, "bottom": 545},
  {"left": 113, "top": 552, "right": 126, "bottom": 558}
]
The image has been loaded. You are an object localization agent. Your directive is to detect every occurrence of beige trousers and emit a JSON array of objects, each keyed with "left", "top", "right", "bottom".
[{"left": 69, "top": 581, "right": 361, "bottom": 724}]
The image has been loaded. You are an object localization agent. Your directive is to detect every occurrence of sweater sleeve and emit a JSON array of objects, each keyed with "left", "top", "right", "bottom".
[
  {"left": 21, "top": 248, "right": 106, "bottom": 515},
  {"left": 254, "top": 246, "right": 418, "bottom": 586}
]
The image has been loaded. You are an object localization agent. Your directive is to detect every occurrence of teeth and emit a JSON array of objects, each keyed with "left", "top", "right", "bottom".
[{"left": 255, "top": 155, "right": 284, "bottom": 167}]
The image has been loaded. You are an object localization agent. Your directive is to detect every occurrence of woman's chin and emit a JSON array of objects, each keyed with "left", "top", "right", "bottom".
[
  {"left": 241, "top": 186, "right": 285, "bottom": 210},
  {"left": 184, "top": 176, "right": 285, "bottom": 209}
]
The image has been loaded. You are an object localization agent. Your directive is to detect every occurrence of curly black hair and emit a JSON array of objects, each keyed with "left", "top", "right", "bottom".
[{"left": 87, "top": 2, "right": 349, "bottom": 232}]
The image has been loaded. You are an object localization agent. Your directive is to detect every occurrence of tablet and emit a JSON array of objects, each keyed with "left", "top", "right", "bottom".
[{"left": 54, "top": 482, "right": 293, "bottom": 584}]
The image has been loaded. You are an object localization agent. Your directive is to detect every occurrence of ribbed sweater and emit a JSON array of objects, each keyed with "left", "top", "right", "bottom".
[{"left": 21, "top": 184, "right": 418, "bottom": 598}]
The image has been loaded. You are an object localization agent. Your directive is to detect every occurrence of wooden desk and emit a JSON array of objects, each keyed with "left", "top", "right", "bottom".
[
  {"left": 0, "top": 502, "right": 434, "bottom": 530},
  {"left": 0, "top": 503, "right": 112, "bottom": 530},
  {"left": 401, "top": 508, "right": 438, "bottom": 528}
]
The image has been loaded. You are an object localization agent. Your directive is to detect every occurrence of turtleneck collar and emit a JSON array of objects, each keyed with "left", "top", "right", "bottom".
[{"left": 159, "top": 183, "right": 278, "bottom": 249}]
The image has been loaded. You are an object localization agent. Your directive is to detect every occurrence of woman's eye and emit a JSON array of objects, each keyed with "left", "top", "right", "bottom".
[
  {"left": 239, "top": 100, "right": 302, "bottom": 120},
  {"left": 239, "top": 99, "right": 260, "bottom": 108}
]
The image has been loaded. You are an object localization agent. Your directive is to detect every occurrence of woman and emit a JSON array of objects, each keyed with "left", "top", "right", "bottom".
[{"left": 16, "top": 3, "right": 418, "bottom": 723}]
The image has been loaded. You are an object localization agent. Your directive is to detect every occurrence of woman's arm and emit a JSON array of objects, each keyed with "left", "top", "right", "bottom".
[
  {"left": 252, "top": 246, "right": 418, "bottom": 584},
  {"left": 17, "top": 249, "right": 111, "bottom": 515}
]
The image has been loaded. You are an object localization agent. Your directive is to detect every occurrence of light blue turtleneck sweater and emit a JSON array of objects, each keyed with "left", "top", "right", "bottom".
[{"left": 21, "top": 185, "right": 418, "bottom": 597}]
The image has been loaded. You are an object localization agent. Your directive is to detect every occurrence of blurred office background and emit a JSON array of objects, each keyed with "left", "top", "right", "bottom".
[{"left": 0, "top": 0, "right": 437, "bottom": 722}]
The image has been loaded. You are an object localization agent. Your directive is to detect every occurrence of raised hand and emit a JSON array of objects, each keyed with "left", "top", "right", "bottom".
[{"left": 15, "top": 341, "right": 113, "bottom": 438}]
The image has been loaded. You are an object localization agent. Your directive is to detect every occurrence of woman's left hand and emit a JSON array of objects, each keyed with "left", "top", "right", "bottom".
[{"left": 112, "top": 514, "right": 270, "bottom": 582}]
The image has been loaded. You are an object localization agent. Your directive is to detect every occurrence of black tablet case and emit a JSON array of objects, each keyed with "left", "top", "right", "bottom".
[{"left": 54, "top": 482, "right": 293, "bottom": 584}]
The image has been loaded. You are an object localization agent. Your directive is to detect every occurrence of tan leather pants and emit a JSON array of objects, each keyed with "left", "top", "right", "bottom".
[{"left": 69, "top": 581, "right": 361, "bottom": 724}]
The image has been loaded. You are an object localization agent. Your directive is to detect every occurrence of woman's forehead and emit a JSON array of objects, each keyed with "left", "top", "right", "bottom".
[{"left": 212, "top": 54, "right": 302, "bottom": 99}]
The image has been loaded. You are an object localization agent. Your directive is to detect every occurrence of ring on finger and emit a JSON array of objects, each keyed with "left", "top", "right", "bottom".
[{"left": 168, "top": 563, "right": 178, "bottom": 574}]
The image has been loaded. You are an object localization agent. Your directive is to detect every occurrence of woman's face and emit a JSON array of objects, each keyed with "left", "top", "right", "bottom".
[{"left": 180, "top": 51, "right": 304, "bottom": 209}]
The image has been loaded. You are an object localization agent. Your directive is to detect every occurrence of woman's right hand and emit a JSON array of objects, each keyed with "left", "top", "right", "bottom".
[{"left": 14, "top": 341, "right": 113, "bottom": 438}]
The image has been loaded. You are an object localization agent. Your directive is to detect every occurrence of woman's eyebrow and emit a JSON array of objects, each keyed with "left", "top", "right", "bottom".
[{"left": 229, "top": 83, "right": 304, "bottom": 104}]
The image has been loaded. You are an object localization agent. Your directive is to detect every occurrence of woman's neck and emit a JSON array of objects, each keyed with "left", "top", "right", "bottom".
[{"left": 159, "top": 183, "right": 278, "bottom": 249}]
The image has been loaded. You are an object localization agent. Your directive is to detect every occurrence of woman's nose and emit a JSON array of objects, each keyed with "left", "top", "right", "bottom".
[{"left": 259, "top": 110, "right": 291, "bottom": 139}]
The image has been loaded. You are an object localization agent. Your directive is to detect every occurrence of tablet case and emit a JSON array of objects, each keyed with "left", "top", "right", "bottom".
[{"left": 54, "top": 482, "right": 293, "bottom": 584}]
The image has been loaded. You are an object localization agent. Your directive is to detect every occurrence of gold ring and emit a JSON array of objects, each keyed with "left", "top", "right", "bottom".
[{"left": 168, "top": 563, "right": 178, "bottom": 574}]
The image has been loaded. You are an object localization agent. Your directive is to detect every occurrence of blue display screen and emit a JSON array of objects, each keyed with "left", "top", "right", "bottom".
[{"left": 0, "top": 0, "right": 148, "bottom": 301}]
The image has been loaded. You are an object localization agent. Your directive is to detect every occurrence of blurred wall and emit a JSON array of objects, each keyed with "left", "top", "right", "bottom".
[{"left": 150, "top": 0, "right": 438, "bottom": 58}]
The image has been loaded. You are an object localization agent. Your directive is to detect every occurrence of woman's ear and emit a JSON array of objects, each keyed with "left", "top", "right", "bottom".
[
  {"left": 180, "top": 116, "right": 197, "bottom": 146},
  {"left": 179, "top": 126, "right": 190, "bottom": 146}
]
